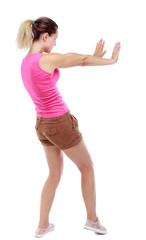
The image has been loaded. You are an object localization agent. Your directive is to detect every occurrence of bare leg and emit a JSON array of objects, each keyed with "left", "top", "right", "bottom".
[
  {"left": 38, "top": 175, "right": 60, "bottom": 228},
  {"left": 38, "top": 146, "right": 63, "bottom": 228},
  {"left": 81, "top": 166, "right": 98, "bottom": 221},
  {"left": 63, "top": 139, "right": 98, "bottom": 222}
]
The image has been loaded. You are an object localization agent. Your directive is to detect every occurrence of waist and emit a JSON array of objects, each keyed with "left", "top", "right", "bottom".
[{"left": 36, "top": 109, "right": 71, "bottom": 123}]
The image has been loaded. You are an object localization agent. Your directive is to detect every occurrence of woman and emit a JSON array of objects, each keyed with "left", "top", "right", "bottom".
[{"left": 16, "top": 16, "right": 121, "bottom": 238}]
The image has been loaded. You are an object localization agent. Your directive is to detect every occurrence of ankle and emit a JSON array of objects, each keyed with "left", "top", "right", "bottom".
[
  {"left": 87, "top": 216, "right": 98, "bottom": 222},
  {"left": 38, "top": 221, "right": 49, "bottom": 229}
]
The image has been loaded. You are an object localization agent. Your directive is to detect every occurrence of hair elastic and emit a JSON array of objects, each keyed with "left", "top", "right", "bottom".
[{"left": 32, "top": 20, "right": 35, "bottom": 25}]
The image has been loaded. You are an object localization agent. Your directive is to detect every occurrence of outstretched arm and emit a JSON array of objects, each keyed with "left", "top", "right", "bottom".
[
  {"left": 64, "top": 53, "right": 115, "bottom": 66},
  {"left": 64, "top": 39, "right": 121, "bottom": 66},
  {"left": 44, "top": 40, "right": 121, "bottom": 69}
]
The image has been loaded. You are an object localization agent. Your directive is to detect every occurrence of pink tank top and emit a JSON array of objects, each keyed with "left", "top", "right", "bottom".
[{"left": 21, "top": 53, "right": 69, "bottom": 118}]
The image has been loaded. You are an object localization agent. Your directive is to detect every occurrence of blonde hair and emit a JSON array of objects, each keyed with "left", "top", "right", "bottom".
[{"left": 16, "top": 20, "right": 33, "bottom": 49}]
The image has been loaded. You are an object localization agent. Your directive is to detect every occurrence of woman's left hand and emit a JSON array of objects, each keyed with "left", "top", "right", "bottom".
[{"left": 93, "top": 39, "right": 107, "bottom": 58}]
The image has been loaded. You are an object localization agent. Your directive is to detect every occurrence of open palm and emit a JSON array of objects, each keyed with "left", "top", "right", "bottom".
[{"left": 93, "top": 39, "right": 107, "bottom": 58}]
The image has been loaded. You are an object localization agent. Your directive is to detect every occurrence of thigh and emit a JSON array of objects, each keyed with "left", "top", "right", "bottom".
[
  {"left": 63, "top": 139, "right": 94, "bottom": 172},
  {"left": 43, "top": 145, "right": 64, "bottom": 176}
]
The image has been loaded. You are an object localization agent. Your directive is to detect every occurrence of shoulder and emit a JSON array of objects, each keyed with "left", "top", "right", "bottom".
[
  {"left": 40, "top": 52, "right": 67, "bottom": 69},
  {"left": 39, "top": 53, "right": 62, "bottom": 73},
  {"left": 41, "top": 52, "right": 63, "bottom": 62}
]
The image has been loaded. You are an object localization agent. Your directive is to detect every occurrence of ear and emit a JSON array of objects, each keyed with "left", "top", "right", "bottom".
[{"left": 42, "top": 32, "right": 49, "bottom": 42}]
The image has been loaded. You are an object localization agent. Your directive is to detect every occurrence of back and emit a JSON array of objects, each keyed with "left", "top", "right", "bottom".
[{"left": 21, "top": 53, "right": 69, "bottom": 117}]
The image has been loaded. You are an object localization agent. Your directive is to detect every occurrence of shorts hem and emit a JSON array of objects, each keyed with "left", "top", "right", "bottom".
[
  {"left": 61, "top": 134, "right": 83, "bottom": 150},
  {"left": 41, "top": 143, "right": 54, "bottom": 147},
  {"left": 40, "top": 134, "right": 83, "bottom": 149}
]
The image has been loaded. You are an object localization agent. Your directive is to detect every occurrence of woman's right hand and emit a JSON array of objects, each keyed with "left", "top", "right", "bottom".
[{"left": 111, "top": 42, "right": 121, "bottom": 63}]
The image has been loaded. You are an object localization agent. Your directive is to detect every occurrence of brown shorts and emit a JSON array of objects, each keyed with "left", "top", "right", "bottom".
[{"left": 35, "top": 110, "right": 83, "bottom": 150}]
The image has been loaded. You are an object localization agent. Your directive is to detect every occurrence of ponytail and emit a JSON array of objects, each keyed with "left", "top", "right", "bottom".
[
  {"left": 16, "top": 17, "right": 58, "bottom": 50},
  {"left": 16, "top": 20, "right": 33, "bottom": 49}
]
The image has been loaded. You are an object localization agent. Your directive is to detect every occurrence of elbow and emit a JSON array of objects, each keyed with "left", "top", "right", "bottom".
[{"left": 81, "top": 57, "right": 87, "bottom": 66}]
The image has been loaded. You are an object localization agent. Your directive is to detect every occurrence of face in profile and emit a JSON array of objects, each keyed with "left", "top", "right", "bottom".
[{"left": 45, "top": 30, "right": 58, "bottom": 53}]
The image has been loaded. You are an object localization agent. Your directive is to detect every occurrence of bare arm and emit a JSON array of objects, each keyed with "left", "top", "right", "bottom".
[
  {"left": 64, "top": 40, "right": 121, "bottom": 66},
  {"left": 44, "top": 41, "right": 121, "bottom": 69},
  {"left": 64, "top": 52, "right": 115, "bottom": 65},
  {"left": 83, "top": 55, "right": 115, "bottom": 66},
  {"left": 44, "top": 52, "right": 115, "bottom": 70}
]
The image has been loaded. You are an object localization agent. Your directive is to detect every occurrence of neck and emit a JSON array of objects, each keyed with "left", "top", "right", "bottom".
[{"left": 28, "top": 41, "right": 44, "bottom": 55}]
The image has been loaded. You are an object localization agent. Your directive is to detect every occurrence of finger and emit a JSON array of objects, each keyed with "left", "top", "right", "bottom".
[
  {"left": 116, "top": 42, "right": 121, "bottom": 47},
  {"left": 99, "top": 39, "right": 103, "bottom": 45},
  {"left": 97, "top": 43, "right": 102, "bottom": 48},
  {"left": 97, "top": 41, "right": 101, "bottom": 46},
  {"left": 102, "top": 50, "right": 107, "bottom": 56},
  {"left": 100, "top": 39, "right": 104, "bottom": 47},
  {"left": 114, "top": 42, "right": 120, "bottom": 49},
  {"left": 114, "top": 45, "right": 120, "bottom": 55},
  {"left": 116, "top": 43, "right": 121, "bottom": 50}
]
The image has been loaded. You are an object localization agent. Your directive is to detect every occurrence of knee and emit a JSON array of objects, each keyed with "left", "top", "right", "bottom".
[
  {"left": 79, "top": 161, "right": 94, "bottom": 175},
  {"left": 49, "top": 169, "right": 63, "bottom": 185}
]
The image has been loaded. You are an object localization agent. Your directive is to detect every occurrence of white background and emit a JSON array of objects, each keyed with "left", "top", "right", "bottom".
[{"left": 0, "top": 0, "right": 146, "bottom": 239}]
